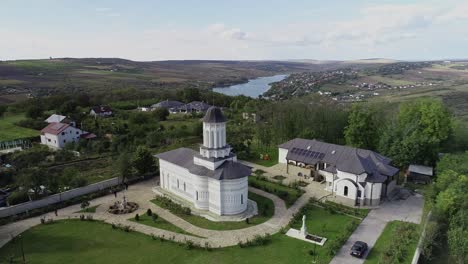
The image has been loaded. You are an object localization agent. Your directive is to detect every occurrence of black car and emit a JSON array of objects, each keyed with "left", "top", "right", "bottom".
[{"left": 350, "top": 241, "right": 368, "bottom": 258}]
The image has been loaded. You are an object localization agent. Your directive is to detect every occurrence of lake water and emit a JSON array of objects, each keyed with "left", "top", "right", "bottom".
[{"left": 212, "top": 74, "right": 288, "bottom": 98}]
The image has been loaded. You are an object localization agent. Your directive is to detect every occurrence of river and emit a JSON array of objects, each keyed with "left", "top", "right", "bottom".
[{"left": 212, "top": 74, "right": 288, "bottom": 98}]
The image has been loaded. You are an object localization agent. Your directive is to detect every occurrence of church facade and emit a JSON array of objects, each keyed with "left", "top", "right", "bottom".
[{"left": 156, "top": 107, "right": 251, "bottom": 215}]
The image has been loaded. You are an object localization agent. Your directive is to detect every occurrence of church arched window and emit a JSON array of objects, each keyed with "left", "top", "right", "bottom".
[
  {"left": 177, "top": 179, "right": 179, "bottom": 189},
  {"left": 241, "top": 194, "right": 244, "bottom": 204},
  {"left": 184, "top": 182, "right": 186, "bottom": 191},
  {"left": 344, "top": 186, "right": 348, "bottom": 196}
]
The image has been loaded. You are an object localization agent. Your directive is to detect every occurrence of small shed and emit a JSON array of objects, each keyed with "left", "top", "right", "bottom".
[{"left": 407, "top": 164, "right": 433, "bottom": 184}]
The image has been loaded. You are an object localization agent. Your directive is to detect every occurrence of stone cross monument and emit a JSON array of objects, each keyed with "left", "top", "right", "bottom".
[{"left": 299, "top": 215, "right": 307, "bottom": 237}]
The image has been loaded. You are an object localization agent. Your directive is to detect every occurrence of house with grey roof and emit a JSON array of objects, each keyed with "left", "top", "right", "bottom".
[
  {"left": 155, "top": 106, "right": 251, "bottom": 216},
  {"left": 151, "top": 100, "right": 185, "bottom": 113},
  {"left": 278, "top": 138, "right": 399, "bottom": 206}
]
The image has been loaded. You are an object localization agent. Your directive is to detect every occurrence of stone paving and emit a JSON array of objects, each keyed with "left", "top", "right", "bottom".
[{"left": 0, "top": 179, "right": 312, "bottom": 248}]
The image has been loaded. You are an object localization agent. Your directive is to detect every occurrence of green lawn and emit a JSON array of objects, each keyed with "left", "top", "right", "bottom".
[
  {"left": 291, "top": 204, "right": 361, "bottom": 244},
  {"left": 0, "top": 204, "right": 359, "bottom": 264},
  {"left": 0, "top": 114, "right": 39, "bottom": 142},
  {"left": 365, "top": 221, "right": 419, "bottom": 264},
  {"left": 248, "top": 176, "right": 304, "bottom": 207},
  {"left": 129, "top": 214, "right": 203, "bottom": 238},
  {"left": 152, "top": 192, "right": 274, "bottom": 230}
]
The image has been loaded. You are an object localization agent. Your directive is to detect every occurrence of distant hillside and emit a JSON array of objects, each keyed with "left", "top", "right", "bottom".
[{"left": 0, "top": 58, "right": 342, "bottom": 104}]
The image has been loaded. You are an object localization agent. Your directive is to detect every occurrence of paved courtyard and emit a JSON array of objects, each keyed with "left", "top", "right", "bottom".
[{"left": 0, "top": 179, "right": 312, "bottom": 249}]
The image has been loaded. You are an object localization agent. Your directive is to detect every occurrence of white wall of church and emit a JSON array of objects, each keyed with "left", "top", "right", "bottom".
[
  {"left": 335, "top": 179, "right": 358, "bottom": 200},
  {"left": 159, "top": 159, "right": 248, "bottom": 215},
  {"left": 337, "top": 170, "right": 367, "bottom": 182},
  {"left": 278, "top": 148, "right": 288, "bottom": 164}
]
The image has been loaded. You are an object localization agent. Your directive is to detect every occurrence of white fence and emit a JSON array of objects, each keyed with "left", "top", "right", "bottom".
[{"left": 0, "top": 177, "right": 121, "bottom": 218}]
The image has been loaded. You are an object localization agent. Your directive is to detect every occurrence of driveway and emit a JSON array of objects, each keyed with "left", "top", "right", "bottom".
[{"left": 329, "top": 193, "right": 424, "bottom": 264}]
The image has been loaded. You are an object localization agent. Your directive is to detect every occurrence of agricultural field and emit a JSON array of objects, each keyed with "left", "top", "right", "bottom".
[{"left": 0, "top": 113, "right": 39, "bottom": 142}]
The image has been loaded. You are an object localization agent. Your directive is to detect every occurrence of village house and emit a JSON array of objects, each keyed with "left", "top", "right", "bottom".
[
  {"left": 90, "top": 105, "right": 113, "bottom": 117},
  {"left": 151, "top": 100, "right": 185, "bottom": 113},
  {"left": 174, "top": 101, "right": 211, "bottom": 113},
  {"left": 156, "top": 107, "right": 251, "bottom": 215},
  {"left": 45, "top": 114, "right": 76, "bottom": 127},
  {"left": 40, "top": 122, "right": 96, "bottom": 149},
  {"left": 278, "top": 138, "right": 399, "bottom": 206}
]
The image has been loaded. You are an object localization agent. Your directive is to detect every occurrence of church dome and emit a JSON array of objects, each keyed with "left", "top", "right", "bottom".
[{"left": 202, "top": 106, "right": 227, "bottom": 123}]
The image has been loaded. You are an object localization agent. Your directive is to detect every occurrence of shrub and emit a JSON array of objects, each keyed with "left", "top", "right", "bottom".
[
  {"left": 146, "top": 209, "right": 152, "bottom": 216},
  {"left": 86, "top": 215, "right": 94, "bottom": 221},
  {"left": 152, "top": 213, "right": 158, "bottom": 222},
  {"left": 135, "top": 213, "right": 140, "bottom": 221},
  {"left": 7, "top": 191, "right": 30, "bottom": 205},
  {"left": 153, "top": 196, "right": 191, "bottom": 216},
  {"left": 185, "top": 240, "right": 194, "bottom": 250},
  {"left": 238, "top": 234, "right": 271, "bottom": 248}
]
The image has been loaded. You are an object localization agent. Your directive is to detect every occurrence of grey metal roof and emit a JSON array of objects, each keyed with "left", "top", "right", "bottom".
[
  {"left": 408, "top": 164, "right": 433, "bottom": 176},
  {"left": 151, "top": 100, "right": 185, "bottom": 109},
  {"left": 174, "top": 101, "right": 212, "bottom": 112},
  {"left": 202, "top": 106, "right": 227, "bottom": 123},
  {"left": 280, "top": 138, "right": 398, "bottom": 182},
  {"left": 155, "top": 147, "right": 250, "bottom": 180}
]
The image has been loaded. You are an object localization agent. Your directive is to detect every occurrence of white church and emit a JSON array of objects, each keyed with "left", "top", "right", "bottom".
[{"left": 156, "top": 107, "right": 251, "bottom": 216}]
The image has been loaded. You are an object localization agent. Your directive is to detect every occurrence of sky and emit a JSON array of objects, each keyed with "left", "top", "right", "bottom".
[{"left": 1, "top": 0, "right": 468, "bottom": 61}]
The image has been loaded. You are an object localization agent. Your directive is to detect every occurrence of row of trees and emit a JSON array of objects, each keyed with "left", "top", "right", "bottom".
[{"left": 420, "top": 153, "right": 468, "bottom": 264}]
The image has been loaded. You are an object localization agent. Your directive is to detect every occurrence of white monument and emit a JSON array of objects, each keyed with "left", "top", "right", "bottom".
[
  {"left": 285, "top": 214, "right": 327, "bottom": 246},
  {"left": 299, "top": 215, "right": 307, "bottom": 236}
]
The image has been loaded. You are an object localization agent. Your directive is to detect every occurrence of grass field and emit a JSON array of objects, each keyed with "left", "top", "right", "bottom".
[
  {"left": 0, "top": 204, "right": 359, "bottom": 264},
  {"left": 248, "top": 176, "right": 304, "bottom": 207},
  {"left": 129, "top": 214, "right": 203, "bottom": 237},
  {"left": 0, "top": 113, "right": 39, "bottom": 142},
  {"left": 364, "top": 221, "right": 419, "bottom": 264},
  {"left": 152, "top": 192, "right": 274, "bottom": 230}
]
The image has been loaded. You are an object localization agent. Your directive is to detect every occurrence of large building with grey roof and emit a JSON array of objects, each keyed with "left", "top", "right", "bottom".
[
  {"left": 278, "top": 138, "right": 399, "bottom": 206},
  {"left": 156, "top": 106, "right": 251, "bottom": 215}
]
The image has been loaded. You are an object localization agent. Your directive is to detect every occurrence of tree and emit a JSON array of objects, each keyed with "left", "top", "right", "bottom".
[
  {"left": 344, "top": 104, "right": 378, "bottom": 149},
  {"left": 379, "top": 99, "right": 453, "bottom": 167},
  {"left": 18, "top": 167, "right": 46, "bottom": 198},
  {"left": 117, "top": 152, "right": 132, "bottom": 183},
  {"left": 182, "top": 88, "right": 201, "bottom": 102},
  {"left": 152, "top": 107, "right": 169, "bottom": 121},
  {"left": 0, "top": 105, "right": 7, "bottom": 117},
  {"left": 26, "top": 104, "right": 44, "bottom": 119},
  {"left": 447, "top": 209, "right": 468, "bottom": 264},
  {"left": 132, "top": 146, "right": 156, "bottom": 175}
]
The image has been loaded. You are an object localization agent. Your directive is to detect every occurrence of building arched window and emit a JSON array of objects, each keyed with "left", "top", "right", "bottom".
[
  {"left": 183, "top": 182, "right": 186, "bottom": 191},
  {"left": 344, "top": 186, "right": 348, "bottom": 196},
  {"left": 196, "top": 191, "right": 198, "bottom": 200},
  {"left": 241, "top": 194, "right": 244, "bottom": 204},
  {"left": 177, "top": 179, "right": 179, "bottom": 188}
]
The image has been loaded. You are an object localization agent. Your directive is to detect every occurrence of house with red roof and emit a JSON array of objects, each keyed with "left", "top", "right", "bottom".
[{"left": 40, "top": 122, "right": 96, "bottom": 149}]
